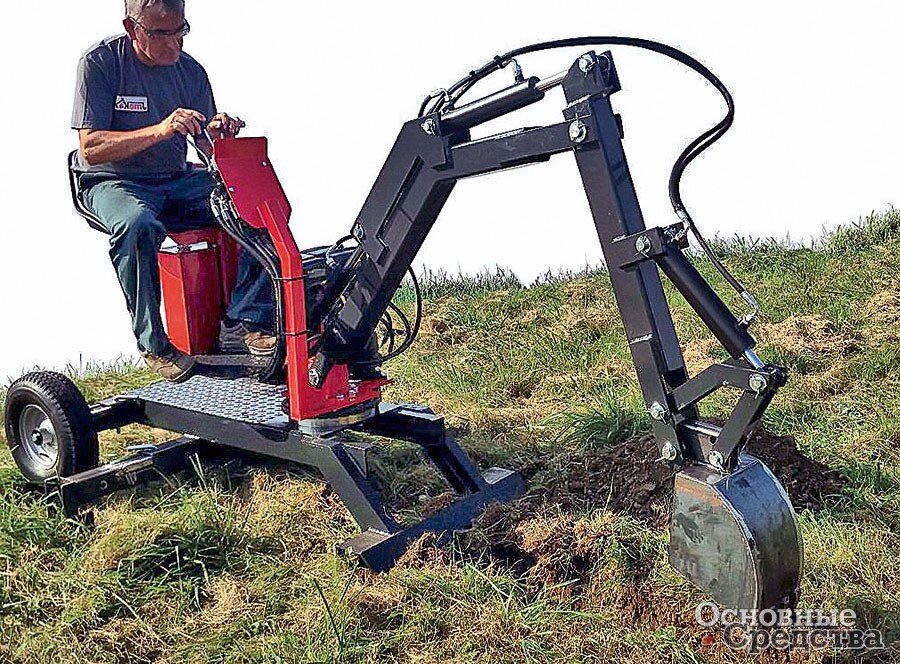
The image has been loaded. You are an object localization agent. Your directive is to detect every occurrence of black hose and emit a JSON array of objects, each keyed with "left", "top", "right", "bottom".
[
  {"left": 387, "top": 301, "right": 411, "bottom": 344},
  {"left": 380, "top": 310, "right": 396, "bottom": 353},
  {"left": 354, "top": 267, "right": 422, "bottom": 365},
  {"left": 325, "top": 234, "right": 355, "bottom": 268},
  {"left": 424, "top": 37, "right": 753, "bottom": 305},
  {"left": 211, "top": 188, "right": 287, "bottom": 382}
]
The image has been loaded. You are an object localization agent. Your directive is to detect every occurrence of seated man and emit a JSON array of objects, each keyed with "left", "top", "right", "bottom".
[{"left": 72, "top": 0, "right": 275, "bottom": 382}]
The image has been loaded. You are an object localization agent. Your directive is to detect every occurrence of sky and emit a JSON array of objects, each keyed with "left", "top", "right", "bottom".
[{"left": 0, "top": 1, "right": 898, "bottom": 380}]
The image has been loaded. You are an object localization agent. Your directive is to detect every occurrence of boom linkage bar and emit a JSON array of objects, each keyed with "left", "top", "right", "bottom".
[{"left": 322, "top": 50, "right": 787, "bottom": 469}]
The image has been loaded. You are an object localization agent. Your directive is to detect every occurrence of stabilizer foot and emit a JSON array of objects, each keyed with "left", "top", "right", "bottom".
[{"left": 337, "top": 467, "right": 525, "bottom": 571}]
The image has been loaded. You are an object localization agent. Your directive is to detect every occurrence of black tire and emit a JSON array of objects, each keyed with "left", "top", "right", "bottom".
[{"left": 3, "top": 371, "right": 99, "bottom": 483}]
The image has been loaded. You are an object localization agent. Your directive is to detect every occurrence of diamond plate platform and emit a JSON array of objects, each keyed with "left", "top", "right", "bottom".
[{"left": 126, "top": 374, "right": 288, "bottom": 426}]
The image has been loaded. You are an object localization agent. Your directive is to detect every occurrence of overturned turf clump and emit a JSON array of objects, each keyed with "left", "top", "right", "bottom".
[
  {"left": 455, "top": 503, "right": 658, "bottom": 602},
  {"left": 763, "top": 314, "right": 861, "bottom": 357}
]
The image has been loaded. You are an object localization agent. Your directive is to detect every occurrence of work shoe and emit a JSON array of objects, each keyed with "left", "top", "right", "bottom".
[
  {"left": 142, "top": 347, "right": 197, "bottom": 383},
  {"left": 244, "top": 331, "right": 277, "bottom": 357},
  {"left": 218, "top": 320, "right": 277, "bottom": 357}
]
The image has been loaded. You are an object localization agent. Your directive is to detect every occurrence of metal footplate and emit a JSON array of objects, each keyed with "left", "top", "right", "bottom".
[
  {"left": 337, "top": 467, "right": 524, "bottom": 571},
  {"left": 669, "top": 454, "right": 803, "bottom": 610}
]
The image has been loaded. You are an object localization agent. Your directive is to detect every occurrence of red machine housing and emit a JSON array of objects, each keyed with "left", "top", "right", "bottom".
[
  {"left": 158, "top": 228, "right": 239, "bottom": 356},
  {"left": 211, "top": 137, "right": 389, "bottom": 421}
]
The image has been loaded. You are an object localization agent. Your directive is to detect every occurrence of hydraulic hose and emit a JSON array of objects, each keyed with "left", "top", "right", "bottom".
[
  {"left": 209, "top": 186, "right": 287, "bottom": 382},
  {"left": 189, "top": 132, "right": 288, "bottom": 382},
  {"left": 423, "top": 37, "right": 759, "bottom": 321}
]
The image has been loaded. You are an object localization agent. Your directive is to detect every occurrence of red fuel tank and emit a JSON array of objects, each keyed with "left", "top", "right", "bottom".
[{"left": 158, "top": 229, "right": 239, "bottom": 355}]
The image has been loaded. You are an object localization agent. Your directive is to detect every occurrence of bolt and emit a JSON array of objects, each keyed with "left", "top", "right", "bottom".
[
  {"left": 578, "top": 54, "right": 595, "bottom": 74},
  {"left": 261, "top": 161, "right": 268, "bottom": 167},
  {"left": 635, "top": 235, "right": 652, "bottom": 255},
  {"left": 421, "top": 118, "right": 437, "bottom": 135},
  {"left": 227, "top": 186, "right": 235, "bottom": 193},
  {"left": 30, "top": 431, "right": 42, "bottom": 445},
  {"left": 308, "top": 368, "right": 321, "bottom": 386},
  {"left": 648, "top": 401, "right": 668, "bottom": 422},
  {"left": 708, "top": 451, "right": 725, "bottom": 469},
  {"left": 749, "top": 373, "right": 768, "bottom": 393},
  {"left": 352, "top": 225, "right": 364, "bottom": 240},
  {"left": 568, "top": 120, "right": 588, "bottom": 143},
  {"left": 660, "top": 441, "right": 678, "bottom": 462},
  {"left": 99, "top": 480, "right": 108, "bottom": 491}
]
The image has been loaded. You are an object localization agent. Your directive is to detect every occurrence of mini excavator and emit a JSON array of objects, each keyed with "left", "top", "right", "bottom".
[{"left": 5, "top": 37, "right": 802, "bottom": 610}]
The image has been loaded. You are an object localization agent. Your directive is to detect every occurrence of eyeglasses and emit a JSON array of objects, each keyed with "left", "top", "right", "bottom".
[{"left": 131, "top": 17, "right": 191, "bottom": 40}]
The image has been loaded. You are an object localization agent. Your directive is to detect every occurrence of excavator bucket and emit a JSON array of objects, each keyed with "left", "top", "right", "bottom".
[{"left": 668, "top": 454, "right": 803, "bottom": 610}]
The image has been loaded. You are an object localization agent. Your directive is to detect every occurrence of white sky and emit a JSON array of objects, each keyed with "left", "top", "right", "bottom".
[{"left": 1, "top": 1, "right": 898, "bottom": 380}]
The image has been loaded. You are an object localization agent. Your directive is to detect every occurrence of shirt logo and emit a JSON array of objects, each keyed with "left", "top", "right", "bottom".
[{"left": 115, "top": 95, "right": 148, "bottom": 112}]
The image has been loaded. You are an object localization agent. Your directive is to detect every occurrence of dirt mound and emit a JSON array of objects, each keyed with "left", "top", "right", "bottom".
[
  {"left": 862, "top": 286, "right": 900, "bottom": 343},
  {"left": 546, "top": 435, "right": 676, "bottom": 528},
  {"left": 400, "top": 425, "right": 847, "bottom": 636},
  {"left": 539, "top": 425, "right": 845, "bottom": 530},
  {"left": 419, "top": 315, "right": 470, "bottom": 346},
  {"left": 456, "top": 504, "right": 639, "bottom": 599},
  {"left": 744, "top": 427, "right": 846, "bottom": 511}
]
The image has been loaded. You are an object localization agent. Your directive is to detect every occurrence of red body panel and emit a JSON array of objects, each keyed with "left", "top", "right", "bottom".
[
  {"left": 213, "top": 137, "right": 387, "bottom": 421},
  {"left": 159, "top": 229, "right": 239, "bottom": 355}
]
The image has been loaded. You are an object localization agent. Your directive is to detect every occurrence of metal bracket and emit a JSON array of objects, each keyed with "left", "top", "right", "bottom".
[{"left": 609, "top": 224, "right": 688, "bottom": 269}]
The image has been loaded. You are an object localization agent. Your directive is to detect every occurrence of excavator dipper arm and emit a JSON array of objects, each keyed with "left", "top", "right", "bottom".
[{"left": 316, "top": 51, "right": 802, "bottom": 610}]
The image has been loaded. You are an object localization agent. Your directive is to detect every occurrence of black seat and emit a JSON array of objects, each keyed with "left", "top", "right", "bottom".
[
  {"left": 68, "top": 150, "right": 212, "bottom": 233},
  {"left": 68, "top": 150, "right": 110, "bottom": 234}
]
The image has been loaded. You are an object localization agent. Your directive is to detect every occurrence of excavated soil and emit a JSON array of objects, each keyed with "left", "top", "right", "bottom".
[
  {"left": 440, "top": 425, "right": 845, "bottom": 595},
  {"left": 543, "top": 425, "right": 846, "bottom": 530},
  {"left": 408, "top": 424, "right": 852, "bottom": 650}
]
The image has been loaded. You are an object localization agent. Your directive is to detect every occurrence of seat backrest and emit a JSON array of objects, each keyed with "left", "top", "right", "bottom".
[{"left": 68, "top": 150, "right": 110, "bottom": 235}]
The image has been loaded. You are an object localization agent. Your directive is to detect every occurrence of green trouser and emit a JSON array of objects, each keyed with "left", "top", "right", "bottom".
[{"left": 81, "top": 169, "right": 274, "bottom": 355}]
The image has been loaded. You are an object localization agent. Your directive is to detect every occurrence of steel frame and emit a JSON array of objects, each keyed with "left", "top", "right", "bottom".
[{"left": 54, "top": 394, "right": 523, "bottom": 572}]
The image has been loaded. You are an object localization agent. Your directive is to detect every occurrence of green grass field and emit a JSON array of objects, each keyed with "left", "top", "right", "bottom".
[{"left": 1, "top": 212, "right": 899, "bottom": 663}]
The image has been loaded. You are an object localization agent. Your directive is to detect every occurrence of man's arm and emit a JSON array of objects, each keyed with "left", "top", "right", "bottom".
[{"left": 79, "top": 108, "right": 207, "bottom": 166}]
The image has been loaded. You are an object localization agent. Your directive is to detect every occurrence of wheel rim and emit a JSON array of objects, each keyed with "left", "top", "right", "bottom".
[{"left": 17, "top": 404, "right": 59, "bottom": 471}]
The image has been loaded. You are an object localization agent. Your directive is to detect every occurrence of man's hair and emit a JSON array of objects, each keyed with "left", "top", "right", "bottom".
[{"left": 124, "top": 0, "right": 185, "bottom": 19}]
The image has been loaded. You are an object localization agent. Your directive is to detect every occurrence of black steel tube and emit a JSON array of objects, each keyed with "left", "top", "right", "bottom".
[
  {"left": 440, "top": 77, "right": 545, "bottom": 133},
  {"left": 655, "top": 248, "right": 755, "bottom": 358}
]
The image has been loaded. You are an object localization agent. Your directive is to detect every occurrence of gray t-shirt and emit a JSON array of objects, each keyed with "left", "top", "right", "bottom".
[{"left": 71, "top": 34, "right": 216, "bottom": 175}]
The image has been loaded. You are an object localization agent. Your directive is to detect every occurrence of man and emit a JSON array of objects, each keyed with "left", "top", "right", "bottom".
[{"left": 72, "top": 0, "right": 276, "bottom": 382}]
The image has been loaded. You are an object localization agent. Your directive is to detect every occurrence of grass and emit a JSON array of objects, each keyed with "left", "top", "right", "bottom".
[{"left": 1, "top": 210, "right": 900, "bottom": 662}]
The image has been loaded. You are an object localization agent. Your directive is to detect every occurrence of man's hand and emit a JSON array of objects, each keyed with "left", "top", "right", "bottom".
[
  {"left": 158, "top": 108, "right": 207, "bottom": 138},
  {"left": 207, "top": 113, "right": 245, "bottom": 139}
]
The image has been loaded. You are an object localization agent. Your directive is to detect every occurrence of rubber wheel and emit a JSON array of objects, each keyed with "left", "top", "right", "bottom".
[{"left": 4, "top": 371, "right": 99, "bottom": 483}]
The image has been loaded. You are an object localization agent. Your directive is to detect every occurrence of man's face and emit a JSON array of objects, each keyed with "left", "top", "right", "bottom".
[{"left": 124, "top": 6, "right": 187, "bottom": 67}]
